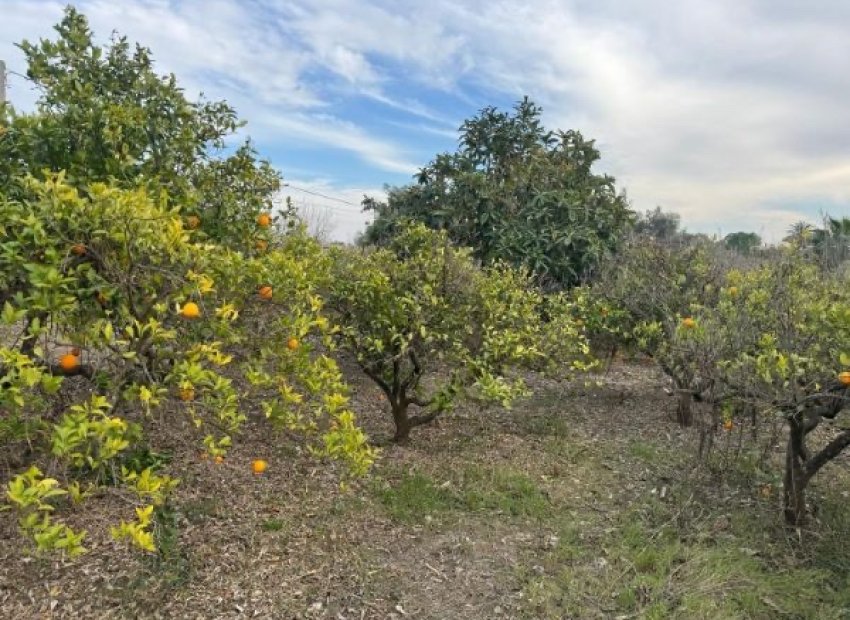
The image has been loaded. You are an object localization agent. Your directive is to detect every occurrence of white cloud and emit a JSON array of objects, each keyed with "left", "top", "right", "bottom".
[{"left": 2, "top": 0, "right": 848, "bottom": 243}]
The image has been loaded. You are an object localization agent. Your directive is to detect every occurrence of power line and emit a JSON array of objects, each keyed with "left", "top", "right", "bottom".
[{"left": 283, "top": 183, "right": 363, "bottom": 208}]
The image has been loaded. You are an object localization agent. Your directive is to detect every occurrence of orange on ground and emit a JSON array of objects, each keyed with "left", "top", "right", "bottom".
[
  {"left": 258, "top": 285, "right": 273, "bottom": 300},
  {"left": 59, "top": 353, "right": 80, "bottom": 373},
  {"left": 287, "top": 337, "right": 299, "bottom": 351},
  {"left": 723, "top": 419, "right": 733, "bottom": 431},
  {"left": 180, "top": 301, "right": 201, "bottom": 319},
  {"left": 71, "top": 243, "right": 87, "bottom": 256},
  {"left": 682, "top": 317, "right": 696, "bottom": 329},
  {"left": 257, "top": 213, "right": 272, "bottom": 228},
  {"left": 252, "top": 459, "right": 268, "bottom": 475},
  {"left": 179, "top": 387, "right": 195, "bottom": 402},
  {"left": 214, "top": 455, "right": 224, "bottom": 464}
]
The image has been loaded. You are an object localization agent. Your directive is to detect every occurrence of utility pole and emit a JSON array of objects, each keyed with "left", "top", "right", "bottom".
[{"left": 0, "top": 60, "right": 6, "bottom": 105}]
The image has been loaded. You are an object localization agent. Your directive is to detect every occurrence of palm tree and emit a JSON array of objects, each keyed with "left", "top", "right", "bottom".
[{"left": 784, "top": 221, "right": 814, "bottom": 247}]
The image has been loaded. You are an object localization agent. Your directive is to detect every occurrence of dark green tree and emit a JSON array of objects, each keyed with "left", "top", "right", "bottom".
[
  {"left": 0, "top": 6, "right": 286, "bottom": 246},
  {"left": 723, "top": 231, "right": 761, "bottom": 255},
  {"left": 361, "top": 98, "right": 633, "bottom": 289}
]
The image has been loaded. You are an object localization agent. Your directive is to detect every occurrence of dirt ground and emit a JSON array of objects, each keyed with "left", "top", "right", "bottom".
[{"left": 1, "top": 360, "right": 849, "bottom": 619}]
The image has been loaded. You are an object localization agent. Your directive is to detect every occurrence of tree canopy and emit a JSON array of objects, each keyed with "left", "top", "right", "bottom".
[
  {"left": 0, "top": 6, "right": 284, "bottom": 246},
  {"left": 360, "top": 98, "right": 633, "bottom": 289}
]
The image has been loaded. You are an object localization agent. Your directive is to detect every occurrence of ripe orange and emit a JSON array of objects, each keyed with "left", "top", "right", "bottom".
[
  {"left": 186, "top": 215, "right": 201, "bottom": 230},
  {"left": 682, "top": 317, "right": 696, "bottom": 329},
  {"left": 839, "top": 371, "right": 850, "bottom": 386},
  {"left": 214, "top": 455, "right": 224, "bottom": 464},
  {"left": 180, "top": 301, "right": 201, "bottom": 319},
  {"left": 179, "top": 387, "right": 195, "bottom": 402},
  {"left": 723, "top": 419, "right": 733, "bottom": 431},
  {"left": 59, "top": 353, "right": 80, "bottom": 373},
  {"left": 258, "top": 285, "right": 273, "bottom": 300},
  {"left": 257, "top": 213, "right": 272, "bottom": 228},
  {"left": 70, "top": 243, "right": 87, "bottom": 256},
  {"left": 287, "top": 337, "right": 299, "bottom": 351},
  {"left": 251, "top": 459, "right": 268, "bottom": 475},
  {"left": 255, "top": 239, "right": 269, "bottom": 252}
]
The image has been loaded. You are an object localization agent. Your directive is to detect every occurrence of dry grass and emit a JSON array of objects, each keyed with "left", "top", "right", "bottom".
[{"left": 1, "top": 360, "right": 848, "bottom": 619}]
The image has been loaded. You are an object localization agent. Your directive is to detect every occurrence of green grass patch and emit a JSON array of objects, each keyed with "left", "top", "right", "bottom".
[
  {"left": 455, "top": 466, "right": 550, "bottom": 518},
  {"left": 374, "top": 466, "right": 551, "bottom": 523},
  {"left": 628, "top": 439, "right": 662, "bottom": 463},
  {"left": 261, "top": 518, "right": 286, "bottom": 532},
  {"left": 373, "top": 471, "right": 458, "bottom": 523}
]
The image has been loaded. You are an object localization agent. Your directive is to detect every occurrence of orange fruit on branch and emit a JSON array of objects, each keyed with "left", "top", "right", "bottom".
[
  {"left": 179, "top": 301, "right": 201, "bottom": 319},
  {"left": 839, "top": 371, "right": 850, "bottom": 386},
  {"left": 251, "top": 459, "right": 268, "bottom": 475},
  {"left": 59, "top": 353, "right": 80, "bottom": 373},
  {"left": 257, "top": 213, "right": 272, "bottom": 228},
  {"left": 258, "top": 285, "right": 273, "bottom": 300}
]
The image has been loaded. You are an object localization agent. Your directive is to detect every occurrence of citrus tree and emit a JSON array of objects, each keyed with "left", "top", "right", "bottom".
[
  {"left": 593, "top": 238, "right": 730, "bottom": 425},
  {"left": 705, "top": 256, "right": 850, "bottom": 525},
  {"left": 328, "top": 224, "right": 591, "bottom": 442},
  {"left": 0, "top": 6, "right": 290, "bottom": 247},
  {"left": 1, "top": 175, "right": 375, "bottom": 555},
  {"left": 0, "top": 8, "right": 374, "bottom": 558}
]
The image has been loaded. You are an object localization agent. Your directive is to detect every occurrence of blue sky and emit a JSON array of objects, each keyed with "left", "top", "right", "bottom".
[{"left": 2, "top": 0, "right": 849, "bottom": 242}]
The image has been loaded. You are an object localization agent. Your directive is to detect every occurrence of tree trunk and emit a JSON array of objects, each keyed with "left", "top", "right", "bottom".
[
  {"left": 783, "top": 422, "right": 809, "bottom": 526},
  {"left": 676, "top": 390, "right": 693, "bottom": 427},
  {"left": 392, "top": 404, "right": 412, "bottom": 443}
]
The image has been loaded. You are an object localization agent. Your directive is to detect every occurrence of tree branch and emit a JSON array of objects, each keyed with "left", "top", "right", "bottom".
[
  {"left": 804, "top": 428, "right": 850, "bottom": 479},
  {"left": 358, "top": 359, "right": 392, "bottom": 397},
  {"left": 408, "top": 409, "right": 442, "bottom": 428}
]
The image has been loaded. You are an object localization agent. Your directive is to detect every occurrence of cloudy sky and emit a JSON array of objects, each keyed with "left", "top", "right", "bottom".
[{"left": 2, "top": 0, "right": 848, "bottom": 242}]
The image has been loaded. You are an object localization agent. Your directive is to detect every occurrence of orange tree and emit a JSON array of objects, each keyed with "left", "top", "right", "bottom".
[
  {"left": 702, "top": 255, "right": 850, "bottom": 525},
  {"left": 327, "top": 223, "right": 592, "bottom": 442},
  {"left": 0, "top": 6, "right": 290, "bottom": 248},
  {"left": 0, "top": 7, "right": 374, "bottom": 557},
  {"left": 1, "top": 176, "right": 374, "bottom": 556},
  {"left": 592, "top": 237, "right": 731, "bottom": 426}
]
